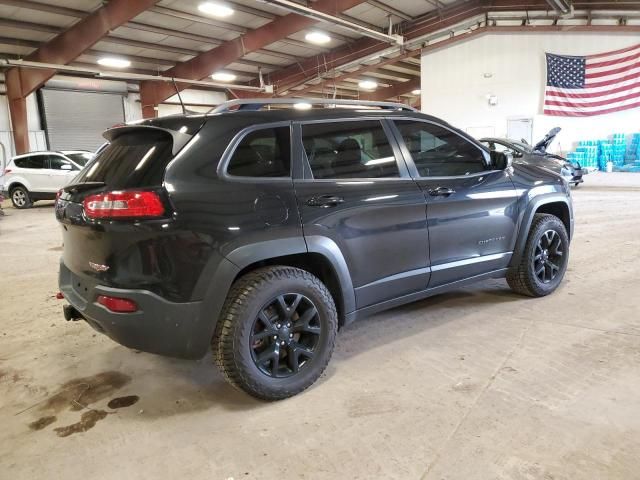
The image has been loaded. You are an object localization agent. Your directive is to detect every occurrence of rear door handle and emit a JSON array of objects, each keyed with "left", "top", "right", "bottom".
[
  {"left": 306, "top": 195, "right": 345, "bottom": 207},
  {"left": 428, "top": 186, "right": 456, "bottom": 197}
]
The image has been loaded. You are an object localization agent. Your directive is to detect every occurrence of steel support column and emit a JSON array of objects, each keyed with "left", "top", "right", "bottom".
[{"left": 6, "top": 69, "right": 29, "bottom": 154}]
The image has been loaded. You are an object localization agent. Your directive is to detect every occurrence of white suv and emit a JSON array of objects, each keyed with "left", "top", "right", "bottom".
[{"left": 1, "top": 152, "right": 84, "bottom": 209}]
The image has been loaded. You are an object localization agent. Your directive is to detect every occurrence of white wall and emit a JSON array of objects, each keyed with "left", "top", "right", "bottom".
[
  {"left": 123, "top": 92, "right": 142, "bottom": 122},
  {"left": 421, "top": 33, "right": 640, "bottom": 154}
]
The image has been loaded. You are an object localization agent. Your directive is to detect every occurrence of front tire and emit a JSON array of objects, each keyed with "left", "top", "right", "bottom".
[
  {"left": 213, "top": 266, "right": 338, "bottom": 400},
  {"left": 10, "top": 186, "right": 32, "bottom": 209},
  {"left": 507, "top": 214, "right": 569, "bottom": 297}
]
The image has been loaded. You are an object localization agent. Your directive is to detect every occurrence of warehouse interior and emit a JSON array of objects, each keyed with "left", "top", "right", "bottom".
[{"left": 1, "top": 0, "right": 640, "bottom": 479}]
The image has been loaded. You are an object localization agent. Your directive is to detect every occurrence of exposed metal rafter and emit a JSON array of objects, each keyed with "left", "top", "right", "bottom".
[
  {"left": 258, "top": 0, "right": 404, "bottom": 45},
  {"left": 138, "top": 0, "right": 370, "bottom": 117},
  {"left": 5, "top": 0, "right": 160, "bottom": 154},
  {"left": 0, "top": 59, "right": 265, "bottom": 92}
]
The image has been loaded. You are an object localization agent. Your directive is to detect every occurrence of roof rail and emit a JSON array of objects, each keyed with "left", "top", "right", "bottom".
[{"left": 209, "top": 98, "right": 418, "bottom": 114}]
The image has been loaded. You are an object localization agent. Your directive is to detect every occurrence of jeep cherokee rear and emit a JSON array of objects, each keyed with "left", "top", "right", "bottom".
[{"left": 56, "top": 99, "right": 573, "bottom": 400}]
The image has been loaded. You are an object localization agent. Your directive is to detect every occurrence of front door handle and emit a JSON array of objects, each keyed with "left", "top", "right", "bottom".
[
  {"left": 428, "top": 186, "right": 456, "bottom": 197},
  {"left": 306, "top": 195, "right": 345, "bottom": 208}
]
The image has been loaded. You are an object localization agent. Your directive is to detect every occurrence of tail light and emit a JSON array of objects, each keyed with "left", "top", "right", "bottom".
[
  {"left": 97, "top": 295, "right": 138, "bottom": 313},
  {"left": 83, "top": 191, "right": 164, "bottom": 219},
  {"left": 55, "top": 189, "right": 62, "bottom": 205}
]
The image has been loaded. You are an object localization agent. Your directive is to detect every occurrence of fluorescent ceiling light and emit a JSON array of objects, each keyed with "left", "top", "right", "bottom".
[
  {"left": 198, "top": 2, "right": 234, "bottom": 17},
  {"left": 293, "top": 102, "right": 312, "bottom": 110},
  {"left": 411, "top": 89, "right": 421, "bottom": 95},
  {"left": 305, "top": 31, "right": 331, "bottom": 45},
  {"left": 97, "top": 57, "right": 131, "bottom": 68},
  {"left": 358, "top": 80, "right": 378, "bottom": 90},
  {"left": 211, "top": 71, "right": 237, "bottom": 82}
]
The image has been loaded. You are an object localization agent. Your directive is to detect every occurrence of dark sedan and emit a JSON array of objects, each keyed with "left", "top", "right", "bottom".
[{"left": 481, "top": 128, "right": 585, "bottom": 186}]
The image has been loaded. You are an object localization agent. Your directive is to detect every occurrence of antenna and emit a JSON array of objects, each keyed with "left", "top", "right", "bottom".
[{"left": 171, "top": 77, "right": 187, "bottom": 115}]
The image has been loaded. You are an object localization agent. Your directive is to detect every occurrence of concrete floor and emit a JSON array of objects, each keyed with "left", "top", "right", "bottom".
[{"left": 1, "top": 172, "right": 640, "bottom": 480}]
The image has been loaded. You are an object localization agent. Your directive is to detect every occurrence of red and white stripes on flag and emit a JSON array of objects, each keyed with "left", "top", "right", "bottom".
[{"left": 544, "top": 43, "right": 640, "bottom": 117}]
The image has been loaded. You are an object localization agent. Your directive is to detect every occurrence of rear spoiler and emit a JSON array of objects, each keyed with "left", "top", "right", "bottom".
[{"left": 103, "top": 125, "right": 193, "bottom": 156}]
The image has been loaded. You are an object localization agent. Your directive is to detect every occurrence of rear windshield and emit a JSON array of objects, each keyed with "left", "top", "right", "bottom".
[{"left": 73, "top": 131, "right": 173, "bottom": 189}]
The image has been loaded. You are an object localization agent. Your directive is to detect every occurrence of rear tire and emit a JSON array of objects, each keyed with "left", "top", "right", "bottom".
[
  {"left": 10, "top": 186, "right": 32, "bottom": 209},
  {"left": 213, "top": 266, "right": 338, "bottom": 400},
  {"left": 507, "top": 214, "right": 569, "bottom": 297}
]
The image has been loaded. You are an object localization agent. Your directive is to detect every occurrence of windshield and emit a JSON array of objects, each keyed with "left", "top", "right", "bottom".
[
  {"left": 507, "top": 140, "right": 533, "bottom": 153},
  {"left": 64, "top": 152, "right": 93, "bottom": 166}
]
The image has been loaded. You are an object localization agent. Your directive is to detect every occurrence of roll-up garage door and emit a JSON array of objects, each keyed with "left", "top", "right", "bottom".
[{"left": 41, "top": 89, "right": 125, "bottom": 152}]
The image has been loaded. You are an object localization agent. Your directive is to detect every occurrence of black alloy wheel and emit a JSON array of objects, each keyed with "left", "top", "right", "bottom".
[
  {"left": 533, "top": 230, "right": 564, "bottom": 284},
  {"left": 250, "top": 294, "right": 321, "bottom": 378},
  {"left": 507, "top": 213, "right": 570, "bottom": 297},
  {"left": 213, "top": 266, "right": 338, "bottom": 400}
]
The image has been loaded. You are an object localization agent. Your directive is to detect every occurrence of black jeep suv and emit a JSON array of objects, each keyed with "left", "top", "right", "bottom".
[{"left": 56, "top": 99, "right": 573, "bottom": 400}]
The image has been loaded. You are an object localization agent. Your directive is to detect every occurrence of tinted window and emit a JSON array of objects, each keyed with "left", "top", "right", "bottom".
[
  {"left": 50, "top": 155, "right": 79, "bottom": 170},
  {"left": 73, "top": 131, "right": 173, "bottom": 188},
  {"left": 395, "top": 121, "right": 486, "bottom": 177},
  {"left": 302, "top": 121, "right": 399, "bottom": 179},
  {"left": 14, "top": 155, "right": 46, "bottom": 169},
  {"left": 227, "top": 127, "right": 291, "bottom": 177}
]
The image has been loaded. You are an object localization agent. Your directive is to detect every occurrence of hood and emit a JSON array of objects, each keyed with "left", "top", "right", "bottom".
[{"left": 533, "top": 127, "right": 561, "bottom": 153}]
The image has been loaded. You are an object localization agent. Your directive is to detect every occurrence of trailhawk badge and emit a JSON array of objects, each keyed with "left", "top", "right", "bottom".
[{"left": 89, "top": 262, "right": 110, "bottom": 273}]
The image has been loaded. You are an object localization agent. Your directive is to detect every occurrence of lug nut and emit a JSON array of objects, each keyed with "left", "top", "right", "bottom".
[
  {"left": 287, "top": 323, "right": 291, "bottom": 327},
  {"left": 276, "top": 323, "right": 281, "bottom": 329},
  {"left": 273, "top": 335, "right": 278, "bottom": 340},
  {"left": 289, "top": 333, "right": 293, "bottom": 338},
  {"left": 280, "top": 341, "right": 285, "bottom": 346}
]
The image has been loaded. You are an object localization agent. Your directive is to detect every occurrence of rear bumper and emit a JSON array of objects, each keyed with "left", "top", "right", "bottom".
[{"left": 59, "top": 262, "right": 210, "bottom": 359}]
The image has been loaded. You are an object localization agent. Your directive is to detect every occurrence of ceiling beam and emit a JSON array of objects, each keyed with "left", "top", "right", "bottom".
[
  {"left": 5, "top": 0, "right": 159, "bottom": 154},
  {"left": 367, "top": 0, "right": 413, "bottom": 21},
  {"left": 267, "top": 0, "right": 632, "bottom": 93},
  {"left": 287, "top": 49, "right": 421, "bottom": 96},
  {"left": 0, "top": 4, "right": 304, "bottom": 65},
  {"left": 0, "top": 0, "right": 85, "bottom": 17},
  {"left": 138, "top": 0, "right": 369, "bottom": 117},
  {"left": 268, "top": 0, "right": 487, "bottom": 93},
  {"left": 5, "top": 0, "right": 159, "bottom": 98}
]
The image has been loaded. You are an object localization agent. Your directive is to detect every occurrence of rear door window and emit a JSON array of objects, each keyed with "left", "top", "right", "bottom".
[
  {"left": 227, "top": 127, "right": 291, "bottom": 178},
  {"left": 73, "top": 131, "right": 173, "bottom": 188},
  {"left": 14, "top": 155, "right": 47, "bottom": 169},
  {"left": 301, "top": 120, "right": 400, "bottom": 179}
]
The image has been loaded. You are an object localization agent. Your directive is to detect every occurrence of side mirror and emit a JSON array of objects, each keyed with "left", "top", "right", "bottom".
[
  {"left": 492, "top": 151, "right": 513, "bottom": 170},
  {"left": 60, "top": 164, "right": 72, "bottom": 171}
]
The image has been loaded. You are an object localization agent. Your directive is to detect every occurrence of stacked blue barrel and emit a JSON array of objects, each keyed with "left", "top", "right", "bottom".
[
  {"left": 573, "top": 141, "right": 598, "bottom": 169},
  {"left": 567, "top": 134, "right": 640, "bottom": 172}
]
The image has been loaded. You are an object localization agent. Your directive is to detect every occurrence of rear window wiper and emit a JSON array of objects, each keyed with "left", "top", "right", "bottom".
[{"left": 63, "top": 181, "right": 106, "bottom": 193}]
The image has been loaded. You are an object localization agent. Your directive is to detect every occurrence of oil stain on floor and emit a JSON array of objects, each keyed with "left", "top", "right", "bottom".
[
  {"left": 107, "top": 395, "right": 140, "bottom": 409},
  {"left": 27, "top": 371, "right": 137, "bottom": 436},
  {"left": 28, "top": 416, "right": 57, "bottom": 431},
  {"left": 54, "top": 410, "right": 109, "bottom": 437},
  {"left": 39, "top": 371, "right": 131, "bottom": 412}
]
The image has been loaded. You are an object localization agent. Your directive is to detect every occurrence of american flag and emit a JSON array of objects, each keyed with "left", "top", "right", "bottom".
[{"left": 544, "top": 44, "right": 640, "bottom": 117}]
